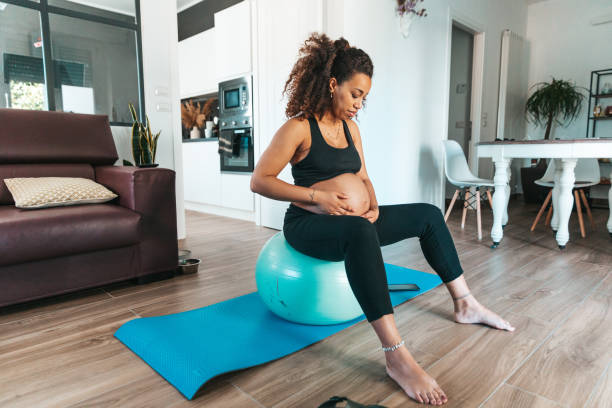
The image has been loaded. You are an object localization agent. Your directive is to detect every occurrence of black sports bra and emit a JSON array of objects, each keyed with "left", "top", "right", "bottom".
[{"left": 291, "top": 117, "right": 362, "bottom": 187}]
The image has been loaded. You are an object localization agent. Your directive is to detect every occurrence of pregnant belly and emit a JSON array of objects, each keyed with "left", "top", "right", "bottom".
[{"left": 293, "top": 173, "right": 371, "bottom": 216}]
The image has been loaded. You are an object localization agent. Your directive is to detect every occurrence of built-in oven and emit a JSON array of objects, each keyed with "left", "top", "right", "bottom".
[
  {"left": 219, "top": 127, "right": 254, "bottom": 172},
  {"left": 218, "top": 75, "right": 254, "bottom": 173}
]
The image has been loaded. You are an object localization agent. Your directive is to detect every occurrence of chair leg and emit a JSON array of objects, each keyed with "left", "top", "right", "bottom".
[
  {"left": 531, "top": 189, "right": 552, "bottom": 232},
  {"left": 461, "top": 189, "right": 470, "bottom": 229},
  {"left": 574, "top": 190, "right": 586, "bottom": 238},
  {"left": 476, "top": 190, "right": 482, "bottom": 241},
  {"left": 579, "top": 189, "right": 594, "bottom": 228},
  {"left": 545, "top": 199, "right": 553, "bottom": 226},
  {"left": 486, "top": 190, "right": 493, "bottom": 210},
  {"left": 445, "top": 190, "right": 460, "bottom": 222}
]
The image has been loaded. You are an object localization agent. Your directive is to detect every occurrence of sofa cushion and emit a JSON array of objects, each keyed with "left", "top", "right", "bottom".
[
  {"left": 5, "top": 177, "right": 117, "bottom": 209},
  {"left": 0, "top": 108, "right": 118, "bottom": 165},
  {"left": 0, "top": 164, "right": 95, "bottom": 205},
  {"left": 0, "top": 204, "right": 141, "bottom": 266}
]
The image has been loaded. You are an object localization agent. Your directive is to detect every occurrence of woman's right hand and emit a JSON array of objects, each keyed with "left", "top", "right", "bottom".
[{"left": 314, "top": 190, "right": 354, "bottom": 215}]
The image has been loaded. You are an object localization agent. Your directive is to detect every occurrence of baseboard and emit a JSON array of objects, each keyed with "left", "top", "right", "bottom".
[{"left": 184, "top": 201, "right": 255, "bottom": 222}]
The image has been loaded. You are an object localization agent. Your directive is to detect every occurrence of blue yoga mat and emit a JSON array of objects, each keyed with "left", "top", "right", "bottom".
[{"left": 114, "top": 263, "right": 441, "bottom": 400}]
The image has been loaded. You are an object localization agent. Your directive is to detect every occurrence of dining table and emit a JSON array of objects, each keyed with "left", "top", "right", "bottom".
[{"left": 476, "top": 139, "right": 612, "bottom": 248}]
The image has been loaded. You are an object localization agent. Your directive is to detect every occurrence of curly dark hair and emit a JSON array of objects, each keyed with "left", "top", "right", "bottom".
[{"left": 283, "top": 32, "right": 373, "bottom": 120}]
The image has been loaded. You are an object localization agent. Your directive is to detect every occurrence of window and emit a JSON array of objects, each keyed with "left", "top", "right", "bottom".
[
  {"left": 0, "top": 0, "right": 143, "bottom": 125},
  {"left": 0, "top": 6, "right": 45, "bottom": 109}
]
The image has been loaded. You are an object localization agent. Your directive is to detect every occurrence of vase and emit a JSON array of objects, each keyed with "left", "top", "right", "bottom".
[
  {"left": 190, "top": 126, "right": 201, "bottom": 139},
  {"left": 399, "top": 12, "right": 416, "bottom": 38},
  {"left": 137, "top": 163, "right": 159, "bottom": 168}
]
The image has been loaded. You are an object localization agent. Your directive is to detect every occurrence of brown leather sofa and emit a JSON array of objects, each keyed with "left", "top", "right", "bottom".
[{"left": 0, "top": 108, "right": 178, "bottom": 307}]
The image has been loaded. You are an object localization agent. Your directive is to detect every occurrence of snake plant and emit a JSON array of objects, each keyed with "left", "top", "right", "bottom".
[{"left": 127, "top": 103, "right": 160, "bottom": 166}]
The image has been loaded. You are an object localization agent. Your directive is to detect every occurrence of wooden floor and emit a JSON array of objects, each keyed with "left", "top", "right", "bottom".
[{"left": 1, "top": 198, "right": 611, "bottom": 407}]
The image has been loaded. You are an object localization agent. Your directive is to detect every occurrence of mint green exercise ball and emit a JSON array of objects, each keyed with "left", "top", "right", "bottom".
[{"left": 255, "top": 232, "right": 363, "bottom": 325}]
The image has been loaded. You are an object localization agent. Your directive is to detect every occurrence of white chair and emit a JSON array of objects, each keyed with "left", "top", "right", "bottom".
[
  {"left": 530, "top": 158, "right": 600, "bottom": 238},
  {"left": 443, "top": 140, "right": 494, "bottom": 240}
]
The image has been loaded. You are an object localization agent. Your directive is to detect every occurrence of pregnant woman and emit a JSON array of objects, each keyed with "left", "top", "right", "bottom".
[{"left": 250, "top": 33, "right": 515, "bottom": 406}]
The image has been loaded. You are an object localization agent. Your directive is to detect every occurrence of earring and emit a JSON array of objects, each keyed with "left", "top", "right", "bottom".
[{"left": 330, "top": 91, "right": 334, "bottom": 99}]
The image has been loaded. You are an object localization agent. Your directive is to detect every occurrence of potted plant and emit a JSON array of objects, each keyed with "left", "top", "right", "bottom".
[
  {"left": 520, "top": 77, "right": 587, "bottom": 202},
  {"left": 123, "top": 103, "right": 160, "bottom": 168}
]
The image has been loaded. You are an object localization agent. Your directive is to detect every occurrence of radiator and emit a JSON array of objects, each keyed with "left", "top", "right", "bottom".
[{"left": 496, "top": 29, "right": 530, "bottom": 141}]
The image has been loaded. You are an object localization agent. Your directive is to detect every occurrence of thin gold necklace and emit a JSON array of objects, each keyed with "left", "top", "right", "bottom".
[{"left": 321, "top": 119, "right": 342, "bottom": 145}]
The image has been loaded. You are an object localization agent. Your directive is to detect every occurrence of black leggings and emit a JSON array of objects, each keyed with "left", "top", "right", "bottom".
[{"left": 283, "top": 203, "right": 464, "bottom": 322}]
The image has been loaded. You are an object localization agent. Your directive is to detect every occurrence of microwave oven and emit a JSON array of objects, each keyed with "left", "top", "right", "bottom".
[{"left": 218, "top": 75, "right": 252, "bottom": 120}]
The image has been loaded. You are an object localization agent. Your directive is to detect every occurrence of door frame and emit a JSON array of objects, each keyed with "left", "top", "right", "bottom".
[{"left": 441, "top": 8, "right": 485, "bottom": 205}]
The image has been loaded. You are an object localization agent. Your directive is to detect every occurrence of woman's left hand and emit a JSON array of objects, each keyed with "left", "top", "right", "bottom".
[{"left": 361, "top": 206, "right": 379, "bottom": 223}]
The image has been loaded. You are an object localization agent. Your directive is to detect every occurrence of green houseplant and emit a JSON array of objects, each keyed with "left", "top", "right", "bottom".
[
  {"left": 525, "top": 77, "right": 586, "bottom": 140},
  {"left": 521, "top": 78, "right": 587, "bottom": 203},
  {"left": 123, "top": 103, "right": 160, "bottom": 167}
]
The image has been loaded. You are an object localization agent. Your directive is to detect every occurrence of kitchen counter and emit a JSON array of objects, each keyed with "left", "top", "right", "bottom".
[{"left": 182, "top": 137, "right": 219, "bottom": 143}]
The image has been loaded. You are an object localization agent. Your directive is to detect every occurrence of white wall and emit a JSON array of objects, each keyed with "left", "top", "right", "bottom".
[
  {"left": 337, "top": 0, "right": 527, "bottom": 206},
  {"left": 254, "top": 0, "right": 527, "bottom": 229},
  {"left": 133, "top": 0, "right": 185, "bottom": 239},
  {"left": 526, "top": 0, "right": 612, "bottom": 140},
  {"left": 253, "top": 0, "right": 323, "bottom": 229}
]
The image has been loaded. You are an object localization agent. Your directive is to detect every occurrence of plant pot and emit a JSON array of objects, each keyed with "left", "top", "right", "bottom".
[
  {"left": 520, "top": 159, "right": 548, "bottom": 204},
  {"left": 399, "top": 13, "right": 416, "bottom": 38},
  {"left": 137, "top": 163, "right": 159, "bottom": 168}
]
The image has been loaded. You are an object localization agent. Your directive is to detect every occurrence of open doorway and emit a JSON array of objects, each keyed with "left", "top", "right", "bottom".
[
  {"left": 444, "top": 19, "right": 485, "bottom": 200},
  {"left": 446, "top": 24, "right": 473, "bottom": 198}
]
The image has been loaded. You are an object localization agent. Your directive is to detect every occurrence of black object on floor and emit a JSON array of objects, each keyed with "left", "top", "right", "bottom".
[
  {"left": 132, "top": 269, "right": 175, "bottom": 285},
  {"left": 317, "top": 396, "right": 387, "bottom": 408}
]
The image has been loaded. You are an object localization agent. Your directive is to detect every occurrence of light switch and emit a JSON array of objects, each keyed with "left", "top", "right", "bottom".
[
  {"left": 154, "top": 87, "right": 169, "bottom": 97},
  {"left": 156, "top": 103, "right": 170, "bottom": 112}
]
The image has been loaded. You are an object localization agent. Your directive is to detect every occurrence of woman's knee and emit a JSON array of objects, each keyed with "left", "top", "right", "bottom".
[
  {"left": 418, "top": 203, "right": 444, "bottom": 224},
  {"left": 406, "top": 203, "right": 445, "bottom": 237}
]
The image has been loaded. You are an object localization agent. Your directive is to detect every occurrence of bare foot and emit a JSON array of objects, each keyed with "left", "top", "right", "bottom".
[
  {"left": 385, "top": 347, "right": 448, "bottom": 405},
  {"left": 454, "top": 297, "right": 515, "bottom": 331}
]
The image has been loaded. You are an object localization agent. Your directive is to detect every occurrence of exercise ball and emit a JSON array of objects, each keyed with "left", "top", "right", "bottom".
[{"left": 255, "top": 232, "right": 363, "bottom": 325}]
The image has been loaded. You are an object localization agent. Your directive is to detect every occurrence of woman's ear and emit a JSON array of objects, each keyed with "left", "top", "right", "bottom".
[{"left": 329, "top": 77, "right": 337, "bottom": 93}]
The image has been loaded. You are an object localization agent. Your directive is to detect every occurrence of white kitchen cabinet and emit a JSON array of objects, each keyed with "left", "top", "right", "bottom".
[
  {"left": 178, "top": 28, "right": 217, "bottom": 98},
  {"left": 214, "top": 1, "right": 251, "bottom": 82},
  {"left": 221, "top": 172, "right": 254, "bottom": 211},
  {"left": 182, "top": 141, "right": 254, "bottom": 213},
  {"left": 182, "top": 141, "right": 222, "bottom": 206}
]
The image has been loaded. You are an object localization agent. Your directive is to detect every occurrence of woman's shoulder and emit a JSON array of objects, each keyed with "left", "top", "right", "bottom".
[
  {"left": 280, "top": 114, "right": 313, "bottom": 137},
  {"left": 273, "top": 115, "right": 311, "bottom": 148},
  {"left": 345, "top": 119, "right": 362, "bottom": 142}
]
